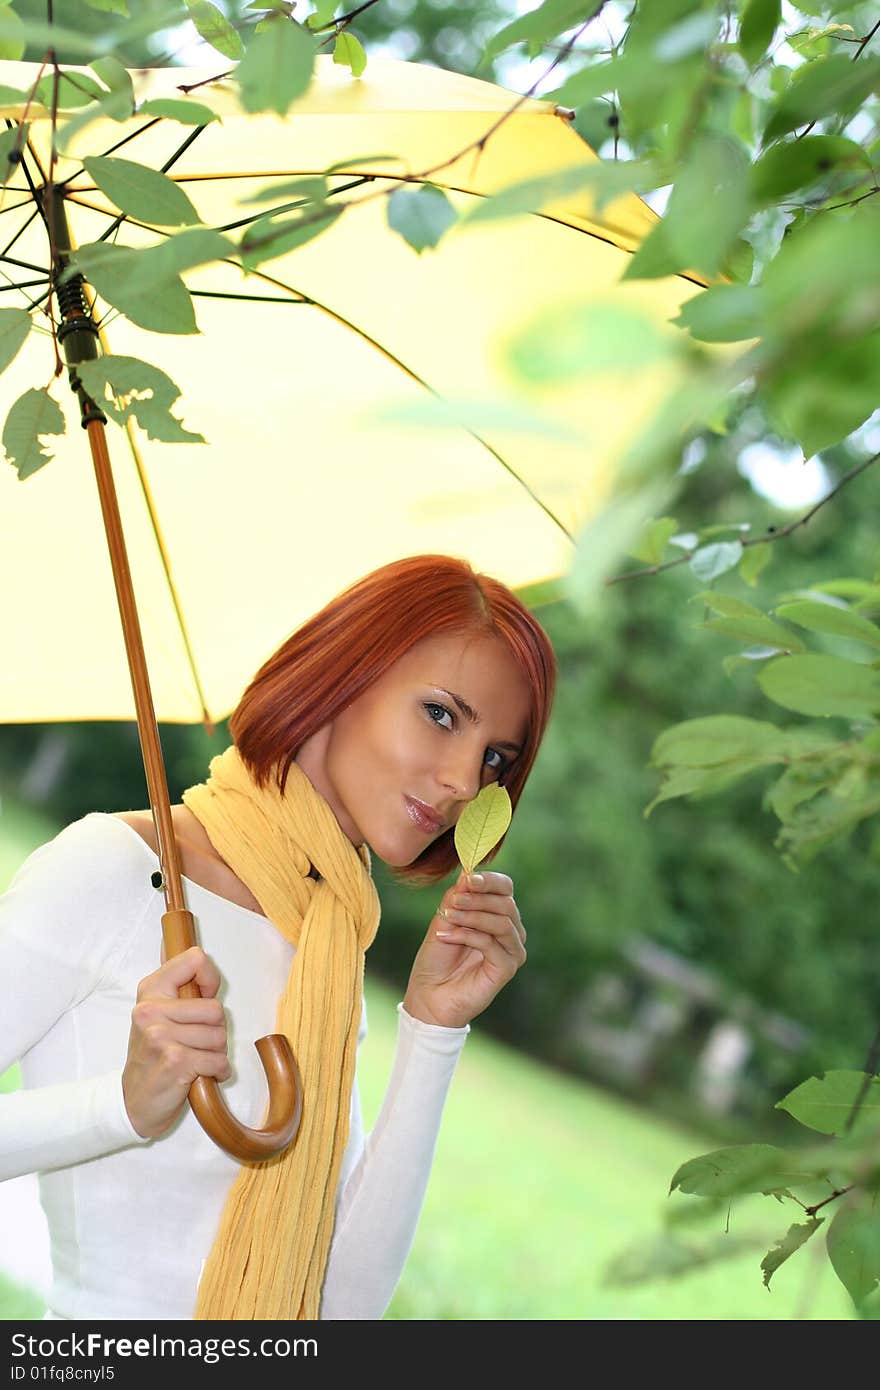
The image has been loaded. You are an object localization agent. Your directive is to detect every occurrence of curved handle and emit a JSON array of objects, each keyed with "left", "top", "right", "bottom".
[{"left": 163, "top": 908, "right": 303, "bottom": 1162}]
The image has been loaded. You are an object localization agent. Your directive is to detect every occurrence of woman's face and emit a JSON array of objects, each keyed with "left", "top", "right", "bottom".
[{"left": 296, "top": 629, "right": 533, "bottom": 865}]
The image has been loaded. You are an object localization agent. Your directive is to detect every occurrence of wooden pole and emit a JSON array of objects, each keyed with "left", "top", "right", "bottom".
[{"left": 49, "top": 187, "right": 302, "bottom": 1162}]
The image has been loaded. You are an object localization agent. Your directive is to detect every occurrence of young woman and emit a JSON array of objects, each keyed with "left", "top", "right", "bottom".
[{"left": 0, "top": 554, "right": 556, "bottom": 1321}]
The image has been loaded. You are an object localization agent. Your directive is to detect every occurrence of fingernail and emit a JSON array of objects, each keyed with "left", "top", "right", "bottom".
[{"left": 470, "top": 873, "right": 484, "bottom": 886}]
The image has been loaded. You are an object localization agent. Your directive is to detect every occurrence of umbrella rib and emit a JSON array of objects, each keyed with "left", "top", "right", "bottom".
[
  {"left": 0, "top": 202, "right": 45, "bottom": 266},
  {"left": 250, "top": 267, "right": 576, "bottom": 545},
  {"left": 116, "top": 417, "right": 217, "bottom": 731},
  {"left": 55, "top": 117, "right": 165, "bottom": 189}
]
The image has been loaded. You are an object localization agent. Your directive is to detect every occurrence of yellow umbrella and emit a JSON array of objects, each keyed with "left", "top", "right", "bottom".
[{"left": 0, "top": 53, "right": 707, "bottom": 1156}]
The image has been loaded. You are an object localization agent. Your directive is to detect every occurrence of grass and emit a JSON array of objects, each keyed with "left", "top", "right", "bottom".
[{"left": 1, "top": 803, "right": 855, "bottom": 1321}]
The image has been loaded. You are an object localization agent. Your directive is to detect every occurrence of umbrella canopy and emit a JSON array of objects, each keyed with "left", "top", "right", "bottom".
[{"left": 0, "top": 55, "right": 706, "bottom": 726}]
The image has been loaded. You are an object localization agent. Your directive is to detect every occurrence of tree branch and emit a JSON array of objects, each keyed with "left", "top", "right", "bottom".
[{"left": 605, "top": 451, "right": 880, "bottom": 587}]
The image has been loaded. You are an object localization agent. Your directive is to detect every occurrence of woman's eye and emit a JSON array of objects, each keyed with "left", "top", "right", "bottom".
[
  {"left": 424, "top": 701, "right": 453, "bottom": 729},
  {"left": 484, "top": 748, "right": 504, "bottom": 772}
]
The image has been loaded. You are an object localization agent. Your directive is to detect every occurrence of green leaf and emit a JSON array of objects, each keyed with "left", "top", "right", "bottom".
[
  {"left": 673, "top": 285, "right": 762, "bottom": 344},
  {"left": 0, "top": 125, "right": 23, "bottom": 189},
  {"left": 56, "top": 90, "right": 132, "bottom": 154},
  {"left": 35, "top": 71, "right": 106, "bottom": 109},
  {"left": 236, "top": 19, "right": 315, "bottom": 115},
  {"left": 241, "top": 176, "right": 329, "bottom": 206},
  {"left": 567, "top": 480, "right": 674, "bottom": 616},
  {"left": 76, "top": 356, "right": 205, "bottom": 444},
  {"left": 814, "top": 580, "right": 880, "bottom": 606},
  {"left": 0, "top": 5, "right": 25, "bottom": 59},
  {"left": 758, "top": 654, "right": 880, "bottom": 719},
  {"left": 185, "top": 0, "right": 245, "bottom": 60},
  {"left": 0, "top": 306, "right": 30, "bottom": 373},
  {"left": 83, "top": 156, "right": 201, "bottom": 228},
  {"left": 83, "top": 0, "right": 128, "bottom": 13},
  {"left": 466, "top": 160, "right": 667, "bottom": 226},
  {"left": 776, "top": 1071, "right": 880, "bottom": 1137},
  {"left": 739, "top": 0, "right": 780, "bottom": 66},
  {"left": 692, "top": 586, "right": 800, "bottom": 650},
  {"left": 333, "top": 31, "right": 367, "bottom": 78},
  {"left": 70, "top": 231, "right": 232, "bottom": 308},
  {"left": 70, "top": 243, "right": 198, "bottom": 335},
  {"left": 761, "top": 1217, "right": 824, "bottom": 1289},
  {"left": 454, "top": 783, "right": 513, "bottom": 873},
  {"left": 482, "top": 0, "right": 588, "bottom": 64},
  {"left": 670, "top": 1144, "right": 829, "bottom": 1200},
  {"left": 625, "top": 134, "right": 751, "bottom": 280},
  {"left": 629, "top": 516, "right": 679, "bottom": 566},
  {"left": 692, "top": 592, "right": 802, "bottom": 651},
  {"left": 651, "top": 714, "right": 792, "bottom": 771},
  {"left": 766, "top": 753, "right": 848, "bottom": 822},
  {"left": 0, "top": 83, "right": 29, "bottom": 107},
  {"left": 763, "top": 54, "right": 880, "bottom": 142},
  {"left": 90, "top": 56, "right": 134, "bottom": 104},
  {"left": 306, "top": 0, "right": 338, "bottom": 27},
  {"left": 387, "top": 184, "right": 458, "bottom": 254},
  {"left": 2, "top": 387, "right": 65, "bottom": 479},
  {"left": 689, "top": 542, "right": 744, "bottom": 583},
  {"left": 826, "top": 1200, "right": 880, "bottom": 1308},
  {"left": 750, "top": 135, "right": 871, "bottom": 204},
  {"left": 764, "top": 332, "right": 880, "bottom": 458},
  {"left": 645, "top": 760, "right": 771, "bottom": 815},
  {"left": 702, "top": 614, "right": 804, "bottom": 653},
  {"left": 545, "top": 55, "right": 634, "bottom": 109},
  {"left": 138, "top": 98, "right": 220, "bottom": 126},
  {"left": 506, "top": 301, "right": 676, "bottom": 386},
  {"left": 240, "top": 204, "right": 341, "bottom": 268},
  {"left": 740, "top": 541, "right": 772, "bottom": 588},
  {"left": 775, "top": 599, "right": 880, "bottom": 652}
]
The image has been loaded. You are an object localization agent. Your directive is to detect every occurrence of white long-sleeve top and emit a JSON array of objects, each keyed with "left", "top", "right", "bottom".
[{"left": 0, "top": 813, "right": 469, "bottom": 1321}]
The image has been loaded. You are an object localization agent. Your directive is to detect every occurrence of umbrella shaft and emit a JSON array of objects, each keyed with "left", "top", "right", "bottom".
[{"left": 85, "top": 418, "right": 185, "bottom": 913}]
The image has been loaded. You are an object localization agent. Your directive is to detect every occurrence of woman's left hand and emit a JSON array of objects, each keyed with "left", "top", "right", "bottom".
[{"left": 402, "top": 870, "right": 527, "bottom": 1030}]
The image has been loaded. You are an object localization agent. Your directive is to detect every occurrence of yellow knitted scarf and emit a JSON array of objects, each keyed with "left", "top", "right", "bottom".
[{"left": 181, "top": 743, "right": 380, "bottom": 1320}]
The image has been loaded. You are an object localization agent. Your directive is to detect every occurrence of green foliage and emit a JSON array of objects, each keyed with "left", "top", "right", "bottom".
[
  {"left": 826, "top": 1197, "right": 880, "bottom": 1307},
  {"left": 761, "top": 1217, "right": 824, "bottom": 1289},
  {"left": 83, "top": 155, "right": 202, "bottom": 228},
  {"left": 0, "top": 307, "right": 30, "bottom": 373},
  {"left": 333, "top": 31, "right": 367, "bottom": 79},
  {"left": 2, "top": 387, "right": 65, "bottom": 478},
  {"left": 776, "top": 1071, "right": 880, "bottom": 1137},
  {"left": 239, "top": 202, "right": 341, "bottom": 268},
  {"left": 184, "top": 0, "right": 245, "bottom": 60},
  {"left": 138, "top": 97, "right": 220, "bottom": 126},
  {"left": 386, "top": 184, "right": 458, "bottom": 254},
  {"left": 670, "top": 1143, "right": 832, "bottom": 1199},
  {"left": 67, "top": 242, "right": 198, "bottom": 335},
  {"left": 235, "top": 15, "right": 315, "bottom": 115},
  {"left": 757, "top": 652, "right": 880, "bottom": 718},
  {"left": 76, "top": 356, "right": 206, "bottom": 444}
]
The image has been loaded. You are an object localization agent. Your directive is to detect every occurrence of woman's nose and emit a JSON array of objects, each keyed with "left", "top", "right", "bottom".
[{"left": 439, "top": 754, "right": 482, "bottom": 803}]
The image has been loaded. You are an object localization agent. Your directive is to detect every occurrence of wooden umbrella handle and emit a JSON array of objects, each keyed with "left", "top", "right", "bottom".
[
  {"left": 162, "top": 909, "right": 303, "bottom": 1161},
  {"left": 50, "top": 185, "right": 304, "bottom": 1164}
]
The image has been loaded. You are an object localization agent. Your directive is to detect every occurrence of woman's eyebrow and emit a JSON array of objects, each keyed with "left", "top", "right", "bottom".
[{"left": 431, "top": 687, "right": 523, "bottom": 754}]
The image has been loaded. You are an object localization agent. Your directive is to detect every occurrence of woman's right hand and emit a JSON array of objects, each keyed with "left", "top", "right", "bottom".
[{"left": 122, "top": 947, "right": 231, "bottom": 1139}]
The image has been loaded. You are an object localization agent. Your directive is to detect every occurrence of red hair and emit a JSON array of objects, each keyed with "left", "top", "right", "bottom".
[{"left": 229, "top": 554, "right": 557, "bottom": 885}]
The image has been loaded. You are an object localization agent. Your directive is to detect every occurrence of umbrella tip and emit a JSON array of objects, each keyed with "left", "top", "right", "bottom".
[{"left": 554, "top": 105, "right": 576, "bottom": 122}]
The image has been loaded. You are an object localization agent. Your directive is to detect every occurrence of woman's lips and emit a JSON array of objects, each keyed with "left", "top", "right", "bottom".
[{"left": 404, "top": 796, "right": 443, "bottom": 834}]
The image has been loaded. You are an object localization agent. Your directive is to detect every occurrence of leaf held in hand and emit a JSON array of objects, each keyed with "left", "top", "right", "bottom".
[{"left": 454, "top": 782, "right": 512, "bottom": 873}]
